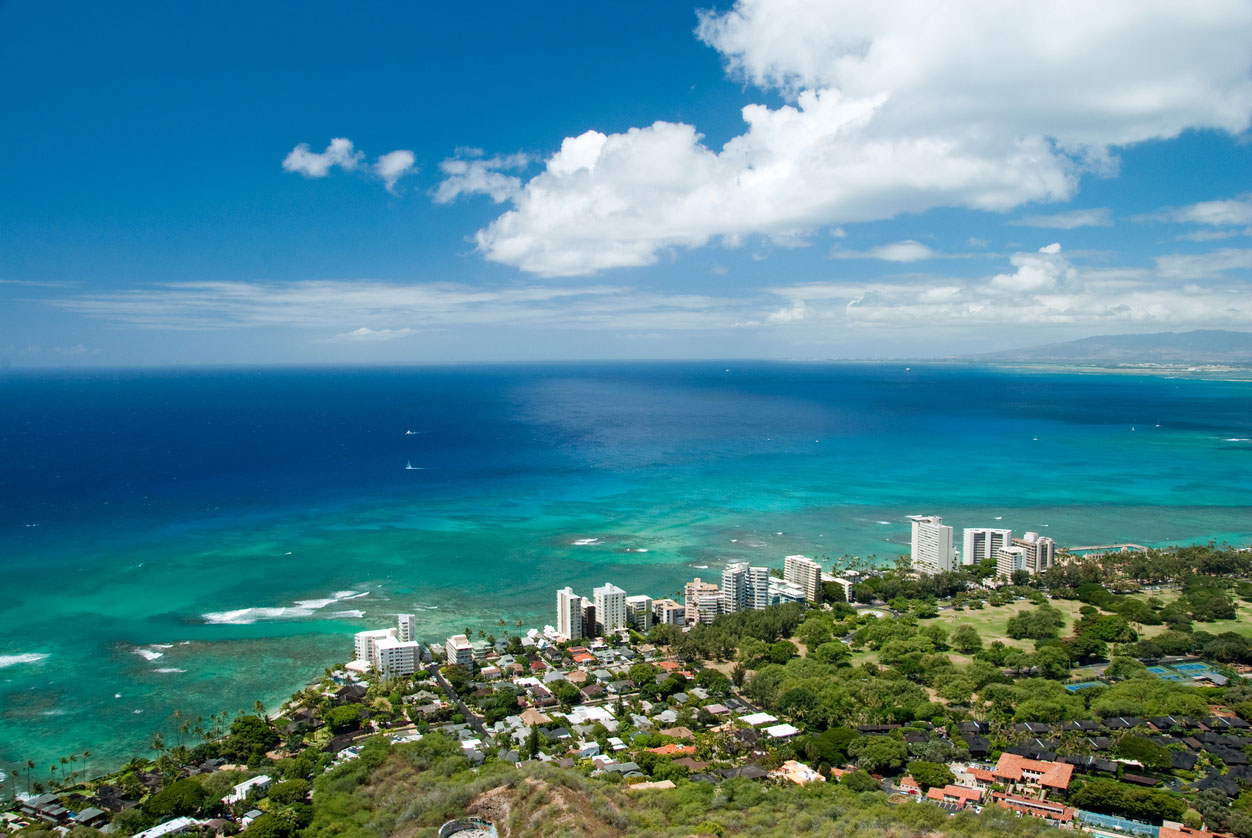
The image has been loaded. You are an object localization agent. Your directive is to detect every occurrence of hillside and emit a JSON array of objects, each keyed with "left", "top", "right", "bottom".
[
  {"left": 969, "top": 329, "right": 1252, "bottom": 364},
  {"left": 306, "top": 737, "right": 1053, "bottom": 838}
]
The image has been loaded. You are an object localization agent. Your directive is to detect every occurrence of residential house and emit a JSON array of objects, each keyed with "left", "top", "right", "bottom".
[
  {"left": 992, "top": 792, "right": 1075, "bottom": 824},
  {"left": 992, "top": 752, "right": 1074, "bottom": 792},
  {"left": 926, "top": 784, "right": 984, "bottom": 810}
]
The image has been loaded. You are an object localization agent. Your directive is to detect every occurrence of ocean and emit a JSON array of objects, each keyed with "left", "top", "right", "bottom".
[{"left": 1, "top": 362, "right": 1251, "bottom": 778}]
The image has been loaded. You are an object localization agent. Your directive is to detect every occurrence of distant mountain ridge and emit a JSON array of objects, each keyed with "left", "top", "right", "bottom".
[{"left": 971, "top": 329, "right": 1252, "bottom": 363}]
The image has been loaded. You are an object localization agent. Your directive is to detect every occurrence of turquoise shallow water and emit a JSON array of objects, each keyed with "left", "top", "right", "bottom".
[{"left": 1, "top": 362, "right": 1250, "bottom": 780}]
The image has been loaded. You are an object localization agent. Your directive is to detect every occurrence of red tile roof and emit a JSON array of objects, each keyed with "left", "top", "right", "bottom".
[
  {"left": 993, "top": 752, "right": 1074, "bottom": 790},
  {"left": 927, "top": 784, "right": 984, "bottom": 808},
  {"left": 1160, "top": 827, "right": 1234, "bottom": 838},
  {"left": 993, "top": 792, "right": 1075, "bottom": 822},
  {"left": 647, "top": 744, "right": 697, "bottom": 757},
  {"left": 969, "top": 767, "right": 996, "bottom": 784}
]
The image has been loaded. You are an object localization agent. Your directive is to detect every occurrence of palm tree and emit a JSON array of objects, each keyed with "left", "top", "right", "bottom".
[
  {"left": 49, "top": 764, "right": 58, "bottom": 790},
  {"left": 254, "top": 700, "right": 266, "bottom": 719},
  {"left": 151, "top": 733, "right": 165, "bottom": 757},
  {"left": 24, "top": 760, "right": 34, "bottom": 795},
  {"left": 69, "top": 754, "right": 78, "bottom": 784},
  {"left": 59, "top": 757, "right": 69, "bottom": 786},
  {"left": 81, "top": 751, "right": 91, "bottom": 784}
]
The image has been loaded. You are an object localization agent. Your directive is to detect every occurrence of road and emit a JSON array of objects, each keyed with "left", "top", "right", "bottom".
[{"left": 426, "top": 664, "right": 489, "bottom": 737}]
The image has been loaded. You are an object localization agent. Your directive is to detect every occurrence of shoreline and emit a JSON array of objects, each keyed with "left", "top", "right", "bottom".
[{"left": 7, "top": 533, "right": 1252, "bottom": 786}]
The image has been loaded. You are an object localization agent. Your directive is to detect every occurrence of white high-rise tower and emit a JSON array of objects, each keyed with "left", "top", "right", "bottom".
[
  {"left": 962, "top": 528, "right": 1012, "bottom": 566},
  {"left": 593, "top": 582, "right": 627, "bottom": 633},
  {"left": 910, "top": 515, "right": 955, "bottom": 574},
  {"left": 556, "top": 587, "right": 583, "bottom": 640}
]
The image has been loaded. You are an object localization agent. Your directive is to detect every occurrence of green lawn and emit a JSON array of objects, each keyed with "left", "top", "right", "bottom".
[
  {"left": 1188, "top": 600, "right": 1252, "bottom": 638},
  {"left": 1126, "top": 590, "right": 1252, "bottom": 640},
  {"left": 929, "top": 597, "right": 1089, "bottom": 650}
]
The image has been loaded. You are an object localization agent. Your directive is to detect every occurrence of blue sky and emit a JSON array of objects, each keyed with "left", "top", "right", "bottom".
[{"left": 2, "top": 0, "right": 1252, "bottom": 366}]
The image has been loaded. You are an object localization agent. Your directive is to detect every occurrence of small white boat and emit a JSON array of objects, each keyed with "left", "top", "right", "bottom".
[{"left": 404, "top": 461, "right": 423, "bottom": 471}]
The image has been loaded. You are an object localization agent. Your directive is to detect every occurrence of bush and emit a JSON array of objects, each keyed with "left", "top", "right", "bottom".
[
  {"left": 840, "top": 770, "right": 882, "bottom": 792},
  {"left": 267, "top": 779, "right": 311, "bottom": 805}
]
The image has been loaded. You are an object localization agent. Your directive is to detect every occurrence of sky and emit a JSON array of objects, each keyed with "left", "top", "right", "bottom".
[{"left": 2, "top": 0, "right": 1252, "bottom": 367}]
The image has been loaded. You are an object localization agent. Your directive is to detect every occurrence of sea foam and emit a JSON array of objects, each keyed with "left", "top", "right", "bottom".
[
  {"left": 203, "top": 590, "right": 368, "bottom": 625},
  {"left": 0, "top": 653, "right": 49, "bottom": 668}
]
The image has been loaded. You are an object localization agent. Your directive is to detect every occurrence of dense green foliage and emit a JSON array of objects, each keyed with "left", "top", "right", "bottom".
[
  {"left": 1069, "top": 779, "right": 1188, "bottom": 823},
  {"left": 142, "top": 778, "right": 209, "bottom": 819},
  {"left": 220, "top": 716, "right": 281, "bottom": 762}
]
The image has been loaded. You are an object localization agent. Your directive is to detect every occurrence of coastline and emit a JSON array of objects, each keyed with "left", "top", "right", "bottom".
[{"left": 5, "top": 363, "right": 1252, "bottom": 777}]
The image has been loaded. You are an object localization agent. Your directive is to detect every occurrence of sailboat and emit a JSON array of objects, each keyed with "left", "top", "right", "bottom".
[{"left": 404, "top": 461, "right": 422, "bottom": 471}]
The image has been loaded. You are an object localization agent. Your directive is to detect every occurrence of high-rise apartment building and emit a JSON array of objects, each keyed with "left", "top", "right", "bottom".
[
  {"left": 684, "top": 578, "right": 719, "bottom": 623},
  {"left": 962, "top": 528, "right": 1012, "bottom": 566},
  {"left": 783, "top": 555, "right": 822, "bottom": 603},
  {"left": 697, "top": 591, "right": 724, "bottom": 624},
  {"left": 556, "top": 587, "right": 584, "bottom": 640},
  {"left": 593, "top": 582, "right": 628, "bottom": 633},
  {"left": 1013, "top": 532, "right": 1057, "bottom": 574},
  {"left": 625, "top": 595, "right": 654, "bottom": 632},
  {"left": 372, "top": 635, "right": 421, "bottom": 676},
  {"left": 995, "top": 545, "right": 1028, "bottom": 578},
  {"left": 354, "top": 628, "right": 396, "bottom": 664},
  {"left": 397, "top": 613, "right": 417, "bottom": 643},
  {"left": 580, "top": 598, "right": 597, "bottom": 637},
  {"left": 910, "top": 515, "right": 955, "bottom": 574},
  {"left": 445, "top": 634, "right": 473, "bottom": 668},
  {"left": 722, "top": 562, "right": 770, "bottom": 612}
]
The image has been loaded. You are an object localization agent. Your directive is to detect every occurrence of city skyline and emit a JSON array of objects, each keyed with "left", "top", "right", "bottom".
[{"left": 3, "top": 1, "right": 1252, "bottom": 367}]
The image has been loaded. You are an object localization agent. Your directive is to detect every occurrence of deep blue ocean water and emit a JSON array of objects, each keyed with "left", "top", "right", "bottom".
[{"left": 1, "top": 362, "right": 1250, "bottom": 778}]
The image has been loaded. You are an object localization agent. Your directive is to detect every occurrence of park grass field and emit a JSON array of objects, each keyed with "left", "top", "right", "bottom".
[
  {"left": 929, "top": 597, "right": 1090, "bottom": 651},
  {"left": 1122, "top": 589, "right": 1252, "bottom": 640}
]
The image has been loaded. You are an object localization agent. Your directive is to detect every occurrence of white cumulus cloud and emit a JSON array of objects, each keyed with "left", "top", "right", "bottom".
[
  {"left": 375, "top": 150, "right": 417, "bottom": 193},
  {"left": 989, "top": 243, "right": 1074, "bottom": 292},
  {"left": 432, "top": 152, "right": 530, "bottom": 205},
  {"left": 283, "top": 138, "right": 417, "bottom": 192},
  {"left": 446, "top": 0, "right": 1252, "bottom": 276},
  {"left": 282, "top": 138, "right": 363, "bottom": 177}
]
